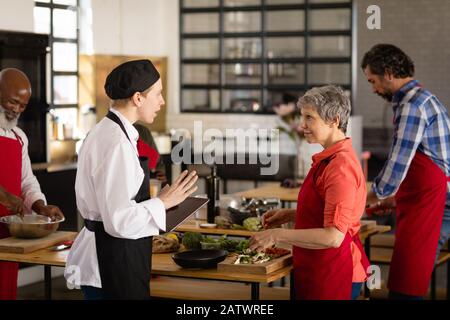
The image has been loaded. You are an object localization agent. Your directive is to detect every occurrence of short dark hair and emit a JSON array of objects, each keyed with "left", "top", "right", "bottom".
[{"left": 361, "top": 44, "right": 415, "bottom": 78}]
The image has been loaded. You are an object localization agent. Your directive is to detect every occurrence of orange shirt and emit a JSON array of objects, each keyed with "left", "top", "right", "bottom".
[{"left": 312, "top": 138, "right": 367, "bottom": 282}]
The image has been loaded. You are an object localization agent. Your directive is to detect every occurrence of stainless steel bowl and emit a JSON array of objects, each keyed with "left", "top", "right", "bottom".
[{"left": 0, "top": 214, "right": 64, "bottom": 239}]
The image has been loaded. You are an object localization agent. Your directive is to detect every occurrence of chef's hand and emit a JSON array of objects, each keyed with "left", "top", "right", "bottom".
[
  {"left": 32, "top": 200, "right": 65, "bottom": 221},
  {"left": 249, "top": 229, "right": 280, "bottom": 252},
  {"left": 159, "top": 170, "right": 198, "bottom": 210},
  {"left": 262, "top": 209, "right": 295, "bottom": 229},
  {"left": 0, "top": 190, "right": 25, "bottom": 216},
  {"left": 365, "top": 196, "right": 396, "bottom": 217}
]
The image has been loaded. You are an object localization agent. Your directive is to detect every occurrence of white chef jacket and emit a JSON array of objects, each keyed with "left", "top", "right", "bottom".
[
  {"left": 65, "top": 108, "right": 166, "bottom": 288},
  {"left": 0, "top": 126, "right": 46, "bottom": 211}
]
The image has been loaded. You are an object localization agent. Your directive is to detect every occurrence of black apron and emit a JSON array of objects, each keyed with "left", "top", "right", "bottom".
[{"left": 84, "top": 111, "right": 153, "bottom": 300}]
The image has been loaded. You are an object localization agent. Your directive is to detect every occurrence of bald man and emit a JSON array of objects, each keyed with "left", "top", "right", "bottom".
[{"left": 0, "top": 68, "right": 64, "bottom": 300}]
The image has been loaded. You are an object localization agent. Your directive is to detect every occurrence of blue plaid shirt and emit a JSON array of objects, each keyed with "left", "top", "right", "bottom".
[{"left": 372, "top": 80, "right": 450, "bottom": 213}]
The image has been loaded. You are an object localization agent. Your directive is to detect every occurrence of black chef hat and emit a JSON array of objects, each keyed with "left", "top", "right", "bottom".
[{"left": 104, "top": 59, "right": 160, "bottom": 100}]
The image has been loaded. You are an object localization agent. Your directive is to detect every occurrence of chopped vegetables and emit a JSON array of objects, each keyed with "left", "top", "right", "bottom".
[
  {"left": 232, "top": 246, "right": 291, "bottom": 265},
  {"left": 233, "top": 250, "right": 272, "bottom": 264}
]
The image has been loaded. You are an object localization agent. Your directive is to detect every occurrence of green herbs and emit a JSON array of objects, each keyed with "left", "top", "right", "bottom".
[
  {"left": 234, "top": 239, "right": 250, "bottom": 253},
  {"left": 181, "top": 232, "right": 204, "bottom": 250}
]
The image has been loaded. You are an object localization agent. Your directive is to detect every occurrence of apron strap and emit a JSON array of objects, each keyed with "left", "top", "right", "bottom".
[
  {"left": 106, "top": 111, "right": 131, "bottom": 143},
  {"left": 106, "top": 110, "right": 140, "bottom": 158},
  {"left": 84, "top": 219, "right": 104, "bottom": 232},
  {"left": 10, "top": 129, "right": 23, "bottom": 147}
]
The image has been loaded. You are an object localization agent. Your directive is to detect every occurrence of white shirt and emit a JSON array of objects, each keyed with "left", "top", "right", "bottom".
[
  {"left": 65, "top": 108, "right": 166, "bottom": 288},
  {"left": 0, "top": 127, "right": 46, "bottom": 211}
]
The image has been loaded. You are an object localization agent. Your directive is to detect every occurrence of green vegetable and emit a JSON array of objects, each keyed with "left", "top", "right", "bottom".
[
  {"left": 243, "top": 217, "right": 262, "bottom": 231},
  {"left": 217, "top": 235, "right": 240, "bottom": 252},
  {"left": 214, "top": 216, "right": 232, "bottom": 229},
  {"left": 235, "top": 239, "right": 250, "bottom": 253},
  {"left": 201, "top": 236, "right": 217, "bottom": 243},
  {"left": 181, "top": 232, "right": 203, "bottom": 250},
  {"left": 231, "top": 224, "right": 246, "bottom": 230}
]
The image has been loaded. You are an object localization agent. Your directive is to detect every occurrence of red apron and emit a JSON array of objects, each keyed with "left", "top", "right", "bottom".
[
  {"left": 293, "top": 158, "right": 367, "bottom": 300},
  {"left": 137, "top": 138, "right": 159, "bottom": 170},
  {"left": 388, "top": 151, "right": 447, "bottom": 296},
  {"left": 0, "top": 130, "right": 23, "bottom": 300}
]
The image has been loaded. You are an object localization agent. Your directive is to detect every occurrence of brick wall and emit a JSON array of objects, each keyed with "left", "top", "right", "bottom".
[{"left": 356, "top": 0, "right": 450, "bottom": 128}]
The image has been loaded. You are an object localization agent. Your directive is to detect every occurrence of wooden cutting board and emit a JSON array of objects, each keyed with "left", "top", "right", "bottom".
[
  {"left": 217, "top": 254, "right": 292, "bottom": 275},
  {"left": 0, "top": 231, "right": 77, "bottom": 254}
]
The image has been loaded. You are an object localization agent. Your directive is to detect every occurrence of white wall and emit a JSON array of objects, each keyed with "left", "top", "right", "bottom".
[
  {"left": 91, "top": 0, "right": 167, "bottom": 56},
  {"left": 0, "top": 0, "right": 34, "bottom": 32}
]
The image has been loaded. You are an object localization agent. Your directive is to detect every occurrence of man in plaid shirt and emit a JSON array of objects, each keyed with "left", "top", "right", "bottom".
[{"left": 362, "top": 44, "right": 450, "bottom": 299}]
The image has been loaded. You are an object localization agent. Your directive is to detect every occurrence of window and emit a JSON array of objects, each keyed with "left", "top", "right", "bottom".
[
  {"left": 34, "top": 0, "right": 79, "bottom": 141},
  {"left": 180, "top": 0, "right": 352, "bottom": 113}
]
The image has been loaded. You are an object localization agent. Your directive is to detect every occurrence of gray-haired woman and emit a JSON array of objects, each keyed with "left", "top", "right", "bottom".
[{"left": 250, "top": 85, "right": 370, "bottom": 300}]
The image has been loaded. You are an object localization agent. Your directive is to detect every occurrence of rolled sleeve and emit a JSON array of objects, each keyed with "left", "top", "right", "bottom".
[
  {"left": 322, "top": 166, "right": 358, "bottom": 234},
  {"left": 324, "top": 202, "right": 354, "bottom": 234}
]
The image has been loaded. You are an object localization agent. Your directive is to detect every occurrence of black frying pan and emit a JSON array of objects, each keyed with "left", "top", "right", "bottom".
[{"left": 172, "top": 249, "right": 228, "bottom": 268}]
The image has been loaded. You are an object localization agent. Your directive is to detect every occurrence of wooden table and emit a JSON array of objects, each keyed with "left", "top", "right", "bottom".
[
  {"left": 177, "top": 218, "right": 391, "bottom": 298},
  {"left": 235, "top": 183, "right": 299, "bottom": 207},
  {"left": 177, "top": 217, "right": 390, "bottom": 244},
  {"left": 152, "top": 253, "right": 291, "bottom": 300},
  {"left": 0, "top": 232, "right": 290, "bottom": 300},
  {"left": 235, "top": 182, "right": 374, "bottom": 207},
  {"left": 0, "top": 236, "right": 73, "bottom": 300},
  {"left": 176, "top": 218, "right": 256, "bottom": 237},
  {"left": 1, "top": 223, "right": 390, "bottom": 300}
]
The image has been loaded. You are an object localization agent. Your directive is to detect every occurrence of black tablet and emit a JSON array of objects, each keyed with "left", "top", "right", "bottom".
[{"left": 164, "top": 197, "right": 209, "bottom": 232}]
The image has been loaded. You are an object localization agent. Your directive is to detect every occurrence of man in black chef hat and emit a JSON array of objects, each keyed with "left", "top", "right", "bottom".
[{"left": 66, "top": 59, "right": 198, "bottom": 300}]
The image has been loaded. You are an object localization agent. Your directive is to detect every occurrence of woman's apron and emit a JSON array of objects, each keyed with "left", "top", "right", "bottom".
[
  {"left": 293, "top": 158, "right": 369, "bottom": 300},
  {"left": 84, "top": 111, "right": 153, "bottom": 299}
]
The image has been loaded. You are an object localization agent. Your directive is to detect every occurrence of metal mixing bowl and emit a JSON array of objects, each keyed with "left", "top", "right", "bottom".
[{"left": 0, "top": 214, "right": 64, "bottom": 239}]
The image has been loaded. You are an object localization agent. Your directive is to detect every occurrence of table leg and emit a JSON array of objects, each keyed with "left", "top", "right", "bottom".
[
  {"left": 364, "top": 237, "right": 371, "bottom": 299},
  {"left": 290, "top": 270, "right": 295, "bottom": 300},
  {"left": 251, "top": 283, "right": 260, "bottom": 300},
  {"left": 44, "top": 265, "right": 52, "bottom": 300},
  {"left": 431, "top": 269, "right": 436, "bottom": 300},
  {"left": 447, "top": 262, "right": 450, "bottom": 300},
  {"left": 447, "top": 239, "right": 450, "bottom": 300}
]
